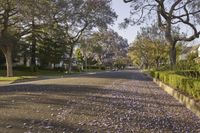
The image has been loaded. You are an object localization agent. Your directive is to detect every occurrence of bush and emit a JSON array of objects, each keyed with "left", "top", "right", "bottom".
[
  {"left": 84, "top": 65, "right": 106, "bottom": 70},
  {"left": 51, "top": 67, "right": 65, "bottom": 72},
  {"left": 176, "top": 60, "right": 200, "bottom": 71},
  {"left": 150, "top": 71, "right": 200, "bottom": 100},
  {"left": 0, "top": 65, "right": 6, "bottom": 70},
  {"left": 13, "top": 65, "right": 30, "bottom": 71},
  {"left": 175, "top": 70, "right": 200, "bottom": 79}
]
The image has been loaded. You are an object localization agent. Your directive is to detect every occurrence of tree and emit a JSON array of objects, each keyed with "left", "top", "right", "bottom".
[
  {"left": 75, "top": 48, "right": 84, "bottom": 71},
  {"left": 0, "top": 51, "right": 5, "bottom": 66},
  {"left": 123, "top": 0, "right": 200, "bottom": 68},
  {"left": 0, "top": 0, "right": 22, "bottom": 77},
  {"left": 138, "top": 24, "right": 169, "bottom": 68},
  {"left": 187, "top": 52, "right": 198, "bottom": 62},
  {"left": 81, "top": 30, "right": 129, "bottom": 68},
  {"left": 38, "top": 37, "right": 65, "bottom": 69},
  {"left": 129, "top": 37, "right": 168, "bottom": 69},
  {"left": 0, "top": 0, "right": 51, "bottom": 76},
  {"left": 80, "top": 33, "right": 104, "bottom": 69},
  {"left": 128, "top": 25, "right": 169, "bottom": 69},
  {"left": 114, "top": 56, "right": 129, "bottom": 69},
  {"left": 53, "top": 0, "right": 117, "bottom": 73},
  {"left": 79, "top": 37, "right": 96, "bottom": 71},
  {"left": 19, "top": 0, "right": 52, "bottom": 72},
  {"left": 0, "top": 0, "right": 117, "bottom": 76}
]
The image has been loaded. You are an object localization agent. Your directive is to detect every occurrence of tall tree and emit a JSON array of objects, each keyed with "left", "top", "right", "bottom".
[
  {"left": 38, "top": 37, "right": 65, "bottom": 69},
  {"left": 75, "top": 48, "right": 84, "bottom": 71},
  {"left": 79, "top": 37, "right": 94, "bottom": 71},
  {"left": 123, "top": 0, "right": 200, "bottom": 68},
  {"left": 19, "top": 0, "right": 52, "bottom": 72},
  {"left": 0, "top": 0, "right": 21, "bottom": 77},
  {"left": 129, "top": 37, "right": 168, "bottom": 69},
  {"left": 53, "top": 0, "right": 117, "bottom": 73},
  {"left": 128, "top": 25, "right": 169, "bottom": 69},
  {"left": 0, "top": 0, "right": 51, "bottom": 76},
  {"left": 81, "top": 30, "right": 129, "bottom": 68}
]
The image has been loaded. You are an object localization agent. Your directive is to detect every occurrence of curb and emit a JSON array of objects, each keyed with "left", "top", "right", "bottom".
[
  {"left": 0, "top": 81, "right": 12, "bottom": 86},
  {"left": 153, "top": 78, "right": 200, "bottom": 118}
]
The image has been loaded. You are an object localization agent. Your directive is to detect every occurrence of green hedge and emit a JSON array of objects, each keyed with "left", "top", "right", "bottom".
[
  {"left": 84, "top": 65, "right": 106, "bottom": 70},
  {"left": 175, "top": 70, "right": 200, "bottom": 79},
  {"left": 150, "top": 71, "right": 200, "bottom": 100}
]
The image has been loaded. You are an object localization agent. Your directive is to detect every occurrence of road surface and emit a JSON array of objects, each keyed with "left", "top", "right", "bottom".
[{"left": 0, "top": 70, "right": 199, "bottom": 133}]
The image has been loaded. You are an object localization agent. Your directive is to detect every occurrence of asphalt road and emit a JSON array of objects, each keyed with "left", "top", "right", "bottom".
[{"left": 0, "top": 70, "right": 200, "bottom": 133}]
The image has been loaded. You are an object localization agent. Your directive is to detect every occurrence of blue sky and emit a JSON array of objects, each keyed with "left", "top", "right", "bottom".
[{"left": 110, "top": 1, "right": 141, "bottom": 44}]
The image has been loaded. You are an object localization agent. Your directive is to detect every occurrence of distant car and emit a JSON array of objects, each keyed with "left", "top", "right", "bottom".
[{"left": 112, "top": 68, "right": 119, "bottom": 71}]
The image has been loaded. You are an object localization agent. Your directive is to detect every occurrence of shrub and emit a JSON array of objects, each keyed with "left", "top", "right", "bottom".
[
  {"left": 13, "top": 65, "right": 30, "bottom": 71},
  {"left": 175, "top": 70, "right": 200, "bottom": 79},
  {"left": 85, "top": 65, "right": 105, "bottom": 70},
  {"left": 150, "top": 71, "right": 200, "bottom": 100}
]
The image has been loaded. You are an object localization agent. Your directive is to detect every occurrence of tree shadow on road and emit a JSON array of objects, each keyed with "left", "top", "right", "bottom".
[
  {"left": 0, "top": 83, "right": 199, "bottom": 132},
  {"left": 79, "top": 70, "right": 153, "bottom": 81}
]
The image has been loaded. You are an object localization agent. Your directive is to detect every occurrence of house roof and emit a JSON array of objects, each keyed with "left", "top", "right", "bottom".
[
  {"left": 181, "top": 45, "right": 200, "bottom": 54},
  {"left": 194, "top": 57, "right": 200, "bottom": 61},
  {"left": 191, "top": 45, "right": 200, "bottom": 51},
  {"left": 181, "top": 47, "right": 193, "bottom": 54}
]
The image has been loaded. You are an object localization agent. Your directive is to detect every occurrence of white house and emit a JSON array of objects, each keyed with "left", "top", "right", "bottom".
[
  {"left": 194, "top": 46, "right": 200, "bottom": 63},
  {"left": 198, "top": 46, "right": 200, "bottom": 57},
  {"left": 179, "top": 47, "right": 192, "bottom": 60},
  {"left": 179, "top": 45, "right": 200, "bottom": 61}
]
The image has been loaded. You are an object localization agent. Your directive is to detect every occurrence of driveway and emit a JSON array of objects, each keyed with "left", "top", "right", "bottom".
[{"left": 0, "top": 70, "right": 199, "bottom": 132}]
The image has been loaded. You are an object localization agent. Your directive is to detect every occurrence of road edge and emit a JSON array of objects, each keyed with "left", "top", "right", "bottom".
[
  {"left": 142, "top": 71, "right": 200, "bottom": 118},
  {"left": 153, "top": 78, "right": 200, "bottom": 118}
]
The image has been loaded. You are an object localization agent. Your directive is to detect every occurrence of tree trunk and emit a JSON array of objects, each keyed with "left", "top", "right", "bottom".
[
  {"left": 53, "top": 63, "right": 56, "bottom": 69},
  {"left": 23, "top": 55, "right": 27, "bottom": 66},
  {"left": 1, "top": 46, "right": 13, "bottom": 77},
  {"left": 84, "top": 56, "right": 88, "bottom": 72},
  {"left": 165, "top": 23, "right": 177, "bottom": 69},
  {"left": 68, "top": 45, "right": 74, "bottom": 74},
  {"left": 31, "top": 18, "right": 37, "bottom": 72},
  {"left": 155, "top": 57, "right": 160, "bottom": 69},
  {"left": 31, "top": 38, "right": 37, "bottom": 72},
  {"left": 169, "top": 44, "right": 176, "bottom": 69}
]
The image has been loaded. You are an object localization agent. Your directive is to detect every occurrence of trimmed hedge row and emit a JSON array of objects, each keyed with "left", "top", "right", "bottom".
[
  {"left": 150, "top": 71, "right": 200, "bottom": 100},
  {"left": 175, "top": 70, "right": 200, "bottom": 79}
]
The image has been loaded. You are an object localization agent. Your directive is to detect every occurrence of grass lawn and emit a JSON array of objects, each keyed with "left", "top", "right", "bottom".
[
  {"left": 0, "top": 70, "right": 65, "bottom": 77},
  {"left": 0, "top": 69, "right": 104, "bottom": 82},
  {"left": 0, "top": 69, "right": 65, "bottom": 82},
  {"left": 0, "top": 76, "right": 37, "bottom": 81}
]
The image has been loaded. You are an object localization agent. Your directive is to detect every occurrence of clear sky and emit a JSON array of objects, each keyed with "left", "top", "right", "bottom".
[{"left": 110, "top": 1, "right": 141, "bottom": 44}]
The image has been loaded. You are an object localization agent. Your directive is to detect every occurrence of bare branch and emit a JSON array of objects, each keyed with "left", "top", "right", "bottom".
[
  {"left": 177, "top": 31, "right": 200, "bottom": 42},
  {"left": 169, "top": 0, "right": 182, "bottom": 16},
  {"left": 123, "top": 0, "right": 133, "bottom": 3}
]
